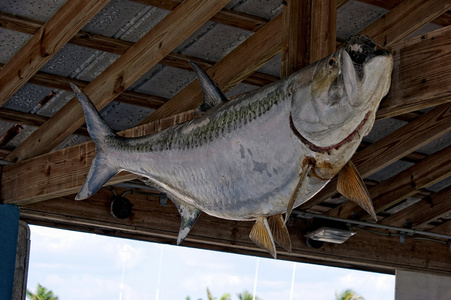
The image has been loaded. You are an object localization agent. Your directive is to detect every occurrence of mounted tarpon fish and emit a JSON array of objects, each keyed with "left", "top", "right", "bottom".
[{"left": 71, "top": 35, "right": 392, "bottom": 258}]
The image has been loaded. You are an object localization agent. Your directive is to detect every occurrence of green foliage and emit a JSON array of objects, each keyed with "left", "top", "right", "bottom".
[
  {"left": 335, "top": 289, "right": 364, "bottom": 300},
  {"left": 26, "top": 283, "right": 59, "bottom": 300},
  {"left": 187, "top": 288, "right": 258, "bottom": 300}
]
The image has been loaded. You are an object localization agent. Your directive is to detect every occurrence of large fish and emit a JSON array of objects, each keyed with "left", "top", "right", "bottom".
[{"left": 71, "top": 35, "right": 393, "bottom": 257}]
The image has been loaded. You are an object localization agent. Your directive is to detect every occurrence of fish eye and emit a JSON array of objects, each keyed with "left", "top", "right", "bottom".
[{"left": 328, "top": 57, "right": 337, "bottom": 68}]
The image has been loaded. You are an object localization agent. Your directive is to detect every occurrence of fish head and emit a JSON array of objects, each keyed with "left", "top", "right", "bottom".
[{"left": 290, "top": 35, "right": 393, "bottom": 150}]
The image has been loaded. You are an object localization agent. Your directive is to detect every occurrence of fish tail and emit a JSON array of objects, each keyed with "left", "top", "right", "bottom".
[{"left": 71, "top": 83, "right": 119, "bottom": 200}]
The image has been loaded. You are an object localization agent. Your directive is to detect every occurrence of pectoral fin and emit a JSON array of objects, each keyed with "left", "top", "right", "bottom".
[
  {"left": 267, "top": 214, "right": 292, "bottom": 253},
  {"left": 285, "top": 160, "right": 312, "bottom": 223},
  {"left": 249, "top": 217, "right": 276, "bottom": 258},
  {"left": 337, "top": 161, "right": 377, "bottom": 221},
  {"left": 171, "top": 199, "right": 201, "bottom": 245}
]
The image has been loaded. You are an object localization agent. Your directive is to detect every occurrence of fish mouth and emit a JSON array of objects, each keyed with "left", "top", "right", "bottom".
[
  {"left": 289, "top": 112, "right": 370, "bottom": 154},
  {"left": 345, "top": 35, "right": 391, "bottom": 64}
]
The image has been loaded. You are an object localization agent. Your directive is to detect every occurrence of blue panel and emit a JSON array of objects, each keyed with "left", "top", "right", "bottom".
[{"left": 0, "top": 204, "right": 20, "bottom": 300}]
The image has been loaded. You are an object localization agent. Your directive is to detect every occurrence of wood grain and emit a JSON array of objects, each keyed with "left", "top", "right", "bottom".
[
  {"left": 359, "top": 0, "right": 451, "bottom": 46},
  {"left": 19, "top": 189, "right": 451, "bottom": 275},
  {"left": 1, "top": 110, "right": 197, "bottom": 205},
  {"left": 0, "top": 0, "right": 110, "bottom": 104},
  {"left": 300, "top": 102, "right": 451, "bottom": 210},
  {"left": 379, "top": 186, "right": 451, "bottom": 228},
  {"left": 5, "top": 0, "right": 231, "bottom": 162},
  {"left": 140, "top": 13, "right": 283, "bottom": 124},
  {"left": 378, "top": 25, "right": 451, "bottom": 119},
  {"left": 327, "top": 145, "right": 451, "bottom": 219}
]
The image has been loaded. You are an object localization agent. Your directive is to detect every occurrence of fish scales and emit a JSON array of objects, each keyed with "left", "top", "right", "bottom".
[{"left": 71, "top": 35, "right": 393, "bottom": 255}]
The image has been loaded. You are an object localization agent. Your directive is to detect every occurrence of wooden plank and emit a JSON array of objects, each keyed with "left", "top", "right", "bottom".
[
  {"left": 0, "top": 0, "right": 110, "bottom": 105},
  {"left": 140, "top": 13, "right": 283, "bottom": 124},
  {"left": 377, "top": 25, "right": 451, "bottom": 119},
  {"left": 0, "top": 12, "right": 276, "bottom": 89},
  {"left": 131, "top": 0, "right": 269, "bottom": 32},
  {"left": 280, "top": 0, "right": 311, "bottom": 78},
  {"left": 1, "top": 110, "right": 197, "bottom": 205},
  {"left": 18, "top": 67, "right": 167, "bottom": 109},
  {"left": 378, "top": 186, "right": 451, "bottom": 228},
  {"left": 359, "top": 0, "right": 451, "bottom": 47},
  {"left": 0, "top": 108, "right": 89, "bottom": 136},
  {"left": 358, "top": 0, "right": 451, "bottom": 26},
  {"left": 310, "top": 0, "right": 337, "bottom": 63},
  {"left": 300, "top": 102, "right": 451, "bottom": 210},
  {"left": 19, "top": 190, "right": 451, "bottom": 275},
  {"left": 5, "top": 0, "right": 231, "bottom": 162},
  {"left": 327, "top": 145, "right": 451, "bottom": 220},
  {"left": 429, "top": 220, "right": 451, "bottom": 235}
]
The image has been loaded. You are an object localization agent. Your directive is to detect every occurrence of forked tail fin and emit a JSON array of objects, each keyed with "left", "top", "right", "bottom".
[{"left": 71, "top": 83, "right": 119, "bottom": 200}]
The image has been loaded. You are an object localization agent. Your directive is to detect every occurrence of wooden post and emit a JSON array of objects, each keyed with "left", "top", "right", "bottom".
[{"left": 281, "top": 0, "right": 336, "bottom": 78}]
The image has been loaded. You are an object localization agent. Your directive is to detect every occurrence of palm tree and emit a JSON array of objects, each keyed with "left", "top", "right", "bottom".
[
  {"left": 238, "top": 290, "right": 260, "bottom": 300},
  {"left": 187, "top": 288, "right": 256, "bottom": 300},
  {"left": 335, "top": 289, "right": 364, "bottom": 300},
  {"left": 26, "top": 283, "right": 59, "bottom": 300}
]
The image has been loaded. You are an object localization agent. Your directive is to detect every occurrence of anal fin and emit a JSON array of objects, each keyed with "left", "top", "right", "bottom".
[
  {"left": 267, "top": 214, "right": 292, "bottom": 253},
  {"left": 337, "top": 161, "right": 377, "bottom": 221},
  {"left": 249, "top": 217, "right": 277, "bottom": 258},
  {"left": 172, "top": 200, "right": 201, "bottom": 245}
]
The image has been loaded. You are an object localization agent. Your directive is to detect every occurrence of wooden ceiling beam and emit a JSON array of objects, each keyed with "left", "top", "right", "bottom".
[
  {"left": 1, "top": 110, "right": 196, "bottom": 205},
  {"left": 358, "top": 0, "right": 451, "bottom": 26},
  {"left": 0, "top": 0, "right": 110, "bottom": 105},
  {"left": 4, "top": 0, "right": 231, "bottom": 162},
  {"left": 359, "top": 0, "right": 451, "bottom": 47},
  {"left": 428, "top": 220, "right": 451, "bottom": 235},
  {"left": 0, "top": 108, "right": 89, "bottom": 136},
  {"left": 131, "top": 0, "right": 269, "bottom": 32},
  {"left": 377, "top": 25, "right": 451, "bottom": 119},
  {"left": 0, "top": 64, "right": 167, "bottom": 109},
  {"left": 280, "top": 0, "right": 337, "bottom": 77},
  {"left": 0, "top": 12, "right": 277, "bottom": 88},
  {"left": 378, "top": 186, "right": 451, "bottom": 228},
  {"left": 140, "top": 13, "right": 283, "bottom": 124},
  {"left": 18, "top": 189, "right": 451, "bottom": 275},
  {"left": 300, "top": 102, "right": 451, "bottom": 210},
  {"left": 326, "top": 145, "right": 451, "bottom": 220}
]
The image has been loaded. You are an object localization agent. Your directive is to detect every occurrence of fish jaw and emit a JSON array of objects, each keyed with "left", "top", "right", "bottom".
[{"left": 290, "top": 35, "right": 393, "bottom": 150}]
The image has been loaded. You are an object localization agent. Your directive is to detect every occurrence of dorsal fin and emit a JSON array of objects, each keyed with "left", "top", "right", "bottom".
[
  {"left": 190, "top": 61, "right": 228, "bottom": 114},
  {"left": 171, "top": 199, "right": 201, "bottom": 245}
]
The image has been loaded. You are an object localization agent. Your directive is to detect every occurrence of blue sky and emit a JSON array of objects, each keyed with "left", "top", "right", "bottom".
[{"left": 26, "top": 225, "right": 395, "bottom": 300}]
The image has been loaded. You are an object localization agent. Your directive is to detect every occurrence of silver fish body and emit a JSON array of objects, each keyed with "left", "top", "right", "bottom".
[{"left": 72, "top": 35, "right": 393, "bottom": 250}]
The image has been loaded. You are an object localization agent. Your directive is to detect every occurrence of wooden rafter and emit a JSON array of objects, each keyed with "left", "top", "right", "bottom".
[
  {"left": 2, "top": 24, "right": 451, "bottom": 206},
  {"left": 139, "top": 13, "right": 283, "bottom": 124},
  {"left": 300, "top": 102, "right": 451, "bottom": 210},
  {"left": 359, "top": 0, "right": 451, "bottom": 46},
  {"left": 358, "top": 0, "right": 451, "bottom": 27},
  {"left": 0, "top": 12, "right": 277, "bottom": 88},
  {"left": 18, "top": 188, "right": 451, "bottom": 275},
  {"left": 0, "top": 12, "right": 278, "bottom": 94},
  {"left": 379, "top": 186, "right": 451, "bottom": 228},
  {"left": 0, "top": 108, "right": 89, "bottom": 136},
  {"left": 1, "top": 110, "right": 196, "bottom": 205},
  {"left": 4, "top": 0, "right": 231, "bottom": 162},
  {"left": 326, "top": 145, "right": 451, "bottom": 220},
  {"left": 377, "top": 25, "right": 451, "bottom": 119},
  {"left": 0, "top": 0, "right": 110, "bottom": 104}
]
